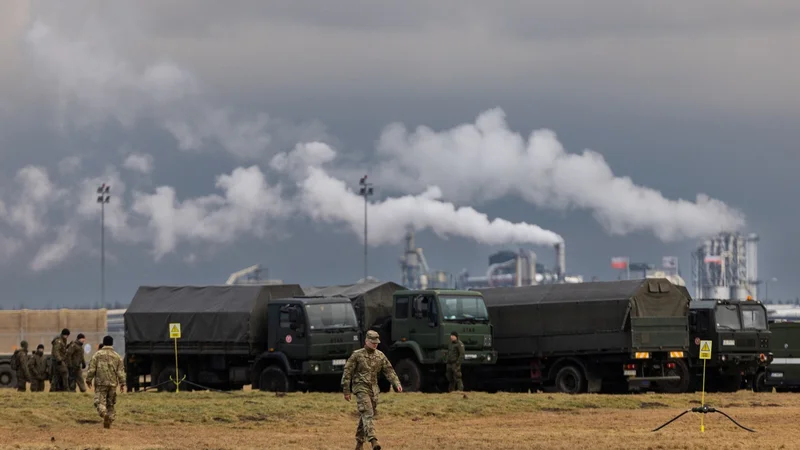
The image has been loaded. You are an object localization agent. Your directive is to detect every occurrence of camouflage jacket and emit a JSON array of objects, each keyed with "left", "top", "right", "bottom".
[
  {"left": 446, "top": 340, "right": 465, "bottom": 365},
  {"left": 86, "top": 346, "right": 125, "bottom": 387},
  {"left": 28, "top": 353, "right": 48, "bottom": 380},
  {"left": 11, "top": 349, "right": 31, "bottom": 379},
  {"left": 66, "top": 341, "right": 85, "bottom": 369},
  {"left": 51, "top": 336, "right": 68, "bottom": 363},
  {"left": 341, "top": 347, "right": 400, "bottom": 396}
]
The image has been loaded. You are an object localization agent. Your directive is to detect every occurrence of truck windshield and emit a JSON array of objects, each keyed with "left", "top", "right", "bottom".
[
  {"left": 715, "top": 304, "right": 742, "bottom": 330},
  {"left": 439, "top": 296, "right": 489, "bottom": 323},
  {"left": 305, "top": 303, "right": 358, "bottom": 330},
  {"left": 740, "top": 306, "right": 767, "bottom": 330}
]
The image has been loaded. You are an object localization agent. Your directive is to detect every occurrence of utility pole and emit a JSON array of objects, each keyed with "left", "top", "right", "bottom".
[
  {"left": 97, "top": 184, "right": 111, "bottom": 309},
  {"left": 359, "top": 175, "right": 374, "bottom": 281}
]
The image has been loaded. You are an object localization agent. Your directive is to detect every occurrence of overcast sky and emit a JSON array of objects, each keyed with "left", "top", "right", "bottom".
[{"left": 1, "top": 1, "right": 798, "bottom": 308}]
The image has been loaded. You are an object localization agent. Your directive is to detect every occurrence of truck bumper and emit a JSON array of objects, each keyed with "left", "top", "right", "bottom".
[{"left": 300, "top": 359, "right": 349, "bottom": 375}]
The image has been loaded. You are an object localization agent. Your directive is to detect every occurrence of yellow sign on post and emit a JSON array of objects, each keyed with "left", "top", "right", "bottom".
[
  {"left": 699, "top": 340, "right": 712, "bottom": 360},
  {"left": 168, "top": 323, "right": 185, "bottom": 392}
]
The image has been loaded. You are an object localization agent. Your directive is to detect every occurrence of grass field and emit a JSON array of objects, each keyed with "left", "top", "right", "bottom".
[{"left": 1, "top": 388, "right": 798, "bottom": 449}]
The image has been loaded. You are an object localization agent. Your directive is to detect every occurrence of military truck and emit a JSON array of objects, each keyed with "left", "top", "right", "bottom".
[
  {"left": 123, "top": 285, "right": 362, "bottom": 392},
  {"left": 752, "top": 319, "right": 800, "bottom": 392},
  {"left": 686, "top": 298, "right": 772, "bottom": 392},
  {"left": 477, "top": 279, "right": 691, "bottom": 394},
  {"left": 303, "top": 282, "right": 497, "bottom": 392}
]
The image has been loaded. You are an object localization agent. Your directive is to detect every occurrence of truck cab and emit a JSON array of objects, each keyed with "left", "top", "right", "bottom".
[
  {"left": 386, "top": 289, "right": 496, "bottom": 392},
  {"left": 255, "top": 296, "right": 362, "bottom": 391},
  {"left": 688, "top": 299, "right": 772, "bottom": 391}
]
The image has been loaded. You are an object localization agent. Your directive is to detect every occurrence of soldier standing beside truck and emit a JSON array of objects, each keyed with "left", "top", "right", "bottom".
[
  {"left": 66, "top": 333, "right": 87, "bottom": 392},
  {"left": 446, "top": 331, "right": 465, "bottom": 392},
  {"left": 10, "top": 341, "right": 31, "bottom": 392},
  {"left": 50, "top": 328, "right": 70, "bottom": 392},
  {"left": 342, "top": 330, "right": 403, "bottom": 450},
  {"left": 28, "top": 344, "right": 48, "bottom": 392}
]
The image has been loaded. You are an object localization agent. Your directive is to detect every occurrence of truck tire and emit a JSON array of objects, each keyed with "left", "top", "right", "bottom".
[
  {"left": 259, "top": 366, "right": 290, "bottom": 393},
  {"left": 0, "top": 365, "right": 15, "bottom": 389},
  {"left": 658, "top": 360, "right": 691, "bottom": 394},
  {"left": 554, "top": 365, "right": 584, "bottom": 394},
  {"left": 394, "top": 358, "right": 422, "bottom": 392},
  {"left": 752, "top": 371, "right": 768, "bottom": 393}
]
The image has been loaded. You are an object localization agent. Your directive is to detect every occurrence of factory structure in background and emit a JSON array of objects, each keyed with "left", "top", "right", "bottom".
[
  {"left": 225, "top": 264, "right": 284, "bottom": 285},
  {"left": 609, "top": 255, "right": 687, "bottom": 287},
  {"left": 399, "top": 227, "right": 583, "bottom": 290},
  {"left": 691, "top": 231, "right": 760, "bottom": 301}
]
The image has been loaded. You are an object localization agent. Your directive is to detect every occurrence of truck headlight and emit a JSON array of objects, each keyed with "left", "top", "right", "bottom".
[{"left": 483, "top": 335, "right": 492, "bottom": 348}]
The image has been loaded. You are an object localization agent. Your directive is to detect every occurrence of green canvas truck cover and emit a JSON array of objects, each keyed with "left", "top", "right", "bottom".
[
  {"left": 303, "top": 281, "right": 405, "bottom": 331},
  {"left": 480, "top": 279, "right": 689, "bottom": 357},
  {"left": 125, "top": 284, "right": 304, "bottom": 346}
]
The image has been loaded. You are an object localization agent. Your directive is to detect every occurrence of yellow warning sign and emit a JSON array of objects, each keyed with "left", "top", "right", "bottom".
[
  {"left": 699, "top": 340, "right": 712, "bottom": 360},
  {"left": 169, "top": 323, "right": 182, "bottom": 339}
]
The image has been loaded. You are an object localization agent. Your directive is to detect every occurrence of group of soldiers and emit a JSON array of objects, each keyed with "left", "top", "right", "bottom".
[
  {"left": 10, "top": 328, "right": 89, "bottom": 392},
  {"left": 340, "top": 330, "right": 465, "bottom": 450},
  {"left": 10, "top": 329, "right": 126, "bottom": 429}
]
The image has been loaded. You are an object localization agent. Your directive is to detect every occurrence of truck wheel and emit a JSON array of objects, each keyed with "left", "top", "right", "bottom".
[
  {"left": 0, "top": 366, "right": 14, "bottom": 389},
  {"left": 259, "top": 366, "right": 290, "bottom": 393},
  {"left": 394, "top": 358, "right": 422, "bottom": 392},
  {"left": 752, "top": 372, "right": 768, "bottom": 393},
  {"left": 554, "top": 365, "right": 585, "bottom": 394},
  {"left": 658, "top": 360, "right": 691, "bottom": 393}
]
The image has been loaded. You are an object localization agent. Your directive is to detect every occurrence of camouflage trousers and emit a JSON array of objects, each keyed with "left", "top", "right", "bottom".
[
  {"left": 30, "top": 379, "right": 46, "bottom": 392},
  {"left": 94, "top": 385, "right": 118, "bottom": 424},
  {"left": 51, "top": 362, "right": 69, "bottom": 392},
  {"left": 69, "top": 367, "right": 87, "bottom": 393},
  {"left": 354, "top": 391, "right": 378, "bottom": 443},
  {"left": 15, "top": 371, "right": 27, "bottom": 392},
  {"left": 446, "top": 364, "right": 463, "bottom": 392}
]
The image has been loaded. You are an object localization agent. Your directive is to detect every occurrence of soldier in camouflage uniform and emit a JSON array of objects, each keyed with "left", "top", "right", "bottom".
[
  {"left": 86, "top": 336, "right": 126, "bottom": 429},
  {"left": 50, "top": 328, "right": 70, "bottom": 392},
  {"left": 66, "top": 333, "right": 87, "bottom": 392},
  {"left": 28, "top": 344, "right": 48, "bottom": 392},
  {"left": 10, "top": 340, "right": 31, "bottom": 392},
  {"left": 341, "top": 330, "right": 402, "bottom": 450},
  {"left": 446, "top": 331, "right": 465, "bottom": 392}
]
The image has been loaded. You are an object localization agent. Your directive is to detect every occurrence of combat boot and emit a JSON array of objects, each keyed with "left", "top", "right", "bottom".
[
  {"left": 370, "top": 438, "right": 381, "bottom": 450},
  {"left": 354, "top": 440, "right": 364, "bottom": 450},
  {"left": 103, "top": 416, "right": 111, "bottom": 429}
]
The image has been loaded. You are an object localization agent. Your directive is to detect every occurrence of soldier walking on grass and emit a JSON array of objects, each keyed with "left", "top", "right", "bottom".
[
  {"left": 86, "top": 336, "right": 126, "bottom": 429},
  {"left": 66, "top": 333, "right": 88, "bottom": 392},
  {"left": 50, "top": 328, "right": 70, "bottom": 392},
  {"left": 446, "top": 331, "right": 465, "bottom": 392},
  {"left": 341, "top": 330, "right": 403, "bottom": 450},
  {"left": 28, "top": 344, "right": 48, "bottom": 392},
  {"left": 10, "top": 340, "right": 31, "bottom": 392}
]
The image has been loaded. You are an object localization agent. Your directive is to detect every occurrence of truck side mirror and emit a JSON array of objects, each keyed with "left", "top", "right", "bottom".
[
  {"left": 288, "top": 308, "right": 300, "bottom": 323},
  {"left": 689, "top": 314, "right": 697, "bottom": 327}
]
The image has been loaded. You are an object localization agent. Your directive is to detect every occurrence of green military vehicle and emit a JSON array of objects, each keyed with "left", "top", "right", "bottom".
[
  {"left": 753, "top": 319, "right": 800, "bottom": 392},
  {"left": 686, "top": 297, "right": 772, "bottom": 392},
  {"left": 478, "top": 279, "right": 691, "bottom": 394},
  {"left": 303, "top": 282, "right": 497, "bottom": 392},
  {"left": 123, "top": 285, "right": 362, "bottom": 392}
]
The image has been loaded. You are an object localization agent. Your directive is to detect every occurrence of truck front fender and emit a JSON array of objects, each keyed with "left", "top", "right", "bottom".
[
  {"left": 252, "top": 352, "right": 292, "bottom": 382},
  {"left": 389, "top": 341, "right": 428, "bottom": 365}
]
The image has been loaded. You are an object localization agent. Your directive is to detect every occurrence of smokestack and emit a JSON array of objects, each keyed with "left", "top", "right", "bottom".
[{"left": 554, "top": 241, "right": 566, "bottom": 281}]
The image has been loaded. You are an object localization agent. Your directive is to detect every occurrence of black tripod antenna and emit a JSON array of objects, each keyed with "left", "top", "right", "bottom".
[{"left": 652, "top": 405, "right": 755, "bottom": 433}]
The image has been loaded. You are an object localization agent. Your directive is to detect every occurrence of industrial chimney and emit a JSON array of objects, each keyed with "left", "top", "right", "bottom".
[{"left": 554, "top": 241, "right": 566, "bottom": 281}]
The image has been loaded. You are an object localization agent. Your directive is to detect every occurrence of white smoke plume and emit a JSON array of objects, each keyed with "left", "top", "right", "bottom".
[
  {"left": 375, "top": 108, "right": 746, "bottom": 241},
  {"left": 272, "top": 143, "right": 563, "bottom": 246}
]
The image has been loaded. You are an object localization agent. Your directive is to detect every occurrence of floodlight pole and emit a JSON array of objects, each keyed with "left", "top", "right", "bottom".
[
  {"left": 97, "top": 184, "right": 111, "bottom": 309},
  {"left": 359, "top": 175, "right": 374, "bottom": 281}
]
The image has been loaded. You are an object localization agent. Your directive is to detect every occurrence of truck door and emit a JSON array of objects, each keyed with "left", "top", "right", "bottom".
[
  {"left": 410, "top": 294, "right": 439, "bottom": 360},
  {"left": 276, "top": 304, "right": 307, "bottom": 363}
]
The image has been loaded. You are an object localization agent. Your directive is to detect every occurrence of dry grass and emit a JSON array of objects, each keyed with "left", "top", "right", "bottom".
[{"left": 0, "top": 388, "right": 798, "bottom": 449}]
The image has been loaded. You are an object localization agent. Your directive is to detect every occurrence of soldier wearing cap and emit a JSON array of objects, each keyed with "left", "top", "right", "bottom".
[
  {"left": 66, "top": 333, "right": 88, "bottom": 392},
  {"left": 50, "top": 328, "right": 70, "bottom": 392},
  {"left": 341, "top": 330, "right": 402, "bottom": 450}
]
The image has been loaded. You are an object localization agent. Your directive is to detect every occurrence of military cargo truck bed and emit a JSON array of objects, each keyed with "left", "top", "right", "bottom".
[
  {"left": 124, "top": 285, "right": 304, "bottom": 353},
  {"left": 481, "top": 279, "right": 689, "bottom": 358}
]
